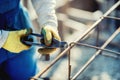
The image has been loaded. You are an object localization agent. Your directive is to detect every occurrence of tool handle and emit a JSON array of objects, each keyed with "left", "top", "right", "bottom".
[{"left": 21, "top": 33, "right": 68, "bottom": 48}]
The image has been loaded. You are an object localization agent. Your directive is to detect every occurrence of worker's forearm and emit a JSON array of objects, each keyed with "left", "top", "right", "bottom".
[{"left": 31, "top": 0, "right": 58, "bottom": 28}]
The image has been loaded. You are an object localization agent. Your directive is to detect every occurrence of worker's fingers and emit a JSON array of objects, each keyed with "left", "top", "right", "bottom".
[{"left": 41, "top": 27, "right": 52, "bottom": 46}]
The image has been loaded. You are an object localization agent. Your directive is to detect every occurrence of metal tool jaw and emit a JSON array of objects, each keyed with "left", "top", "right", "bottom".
[{"left": 21, "top": 33, "right": 68, "bottom": 61}]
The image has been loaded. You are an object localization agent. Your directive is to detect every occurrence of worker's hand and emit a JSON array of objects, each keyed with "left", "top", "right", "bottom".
[
  {"left": 38, "top": 25, "right": 61, "bottom": 54},
  {"left": 2, "top": 28, "right": 32, "bottom": 53}
]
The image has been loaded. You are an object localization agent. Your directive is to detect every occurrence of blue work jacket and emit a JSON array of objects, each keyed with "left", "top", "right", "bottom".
[{"left": 0, "top": 0, "right": 32, "bottom": 30}]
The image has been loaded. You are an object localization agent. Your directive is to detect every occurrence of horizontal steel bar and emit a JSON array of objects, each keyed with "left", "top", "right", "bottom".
[
  {"left": 72, "top": 42, "right": 120, "bottom": 55},
  {"left": 104, "top": 16, "right": 120, "bottom": 20},
  {"left": 101, "top": 52, "right": 119, "bottom": 59}
]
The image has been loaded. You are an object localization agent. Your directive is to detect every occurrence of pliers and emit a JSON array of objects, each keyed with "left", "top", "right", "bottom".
[{"left": 21, "top": 33, "right": 68, "bottom": 48}]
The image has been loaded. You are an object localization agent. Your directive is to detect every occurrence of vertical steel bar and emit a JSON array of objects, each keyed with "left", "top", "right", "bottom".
[
  {"left": 96, "top": 25, "right": 100, "bottom": 47},
  {"left": 68, "top": 49, "right": 71, "bottom": 80},
  {"left": 31, "top": 1, "right": 120, "bottom": 79},
  {"left": 71, "top": 27, "right": 120, "bottom": 80}
]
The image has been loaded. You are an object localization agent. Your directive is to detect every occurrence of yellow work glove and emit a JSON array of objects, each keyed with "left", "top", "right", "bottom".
[
  {"left": 2, "top": 29, "right": 32, "bottom": 53},
  {"left": 38, "top": 25, "right": 61, "bottom": 54}
]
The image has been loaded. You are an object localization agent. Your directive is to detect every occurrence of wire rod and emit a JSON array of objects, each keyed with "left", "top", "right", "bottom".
[
  {"left": 101, "top": 52, "right": 119, "bottom": 59},
  {"left": 73, "top": 42, "right": 120, "bottom": 55},
  {"left": 30, "top": 1, "right": 120, "bottom": 79},
  {"left": 104, "top": 16, "right": 120, "bottom": 20},
  {"left": 71, "top": 27, "right": 120, "bottom": 80}
]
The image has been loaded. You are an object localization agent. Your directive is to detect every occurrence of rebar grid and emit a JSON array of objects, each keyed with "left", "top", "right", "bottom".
[
  {"left": 30, "top": 1, "right": 120, "bottom": 80},
  {"left": 71, "top": 27, "right": 120, "bottom": 80}
]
